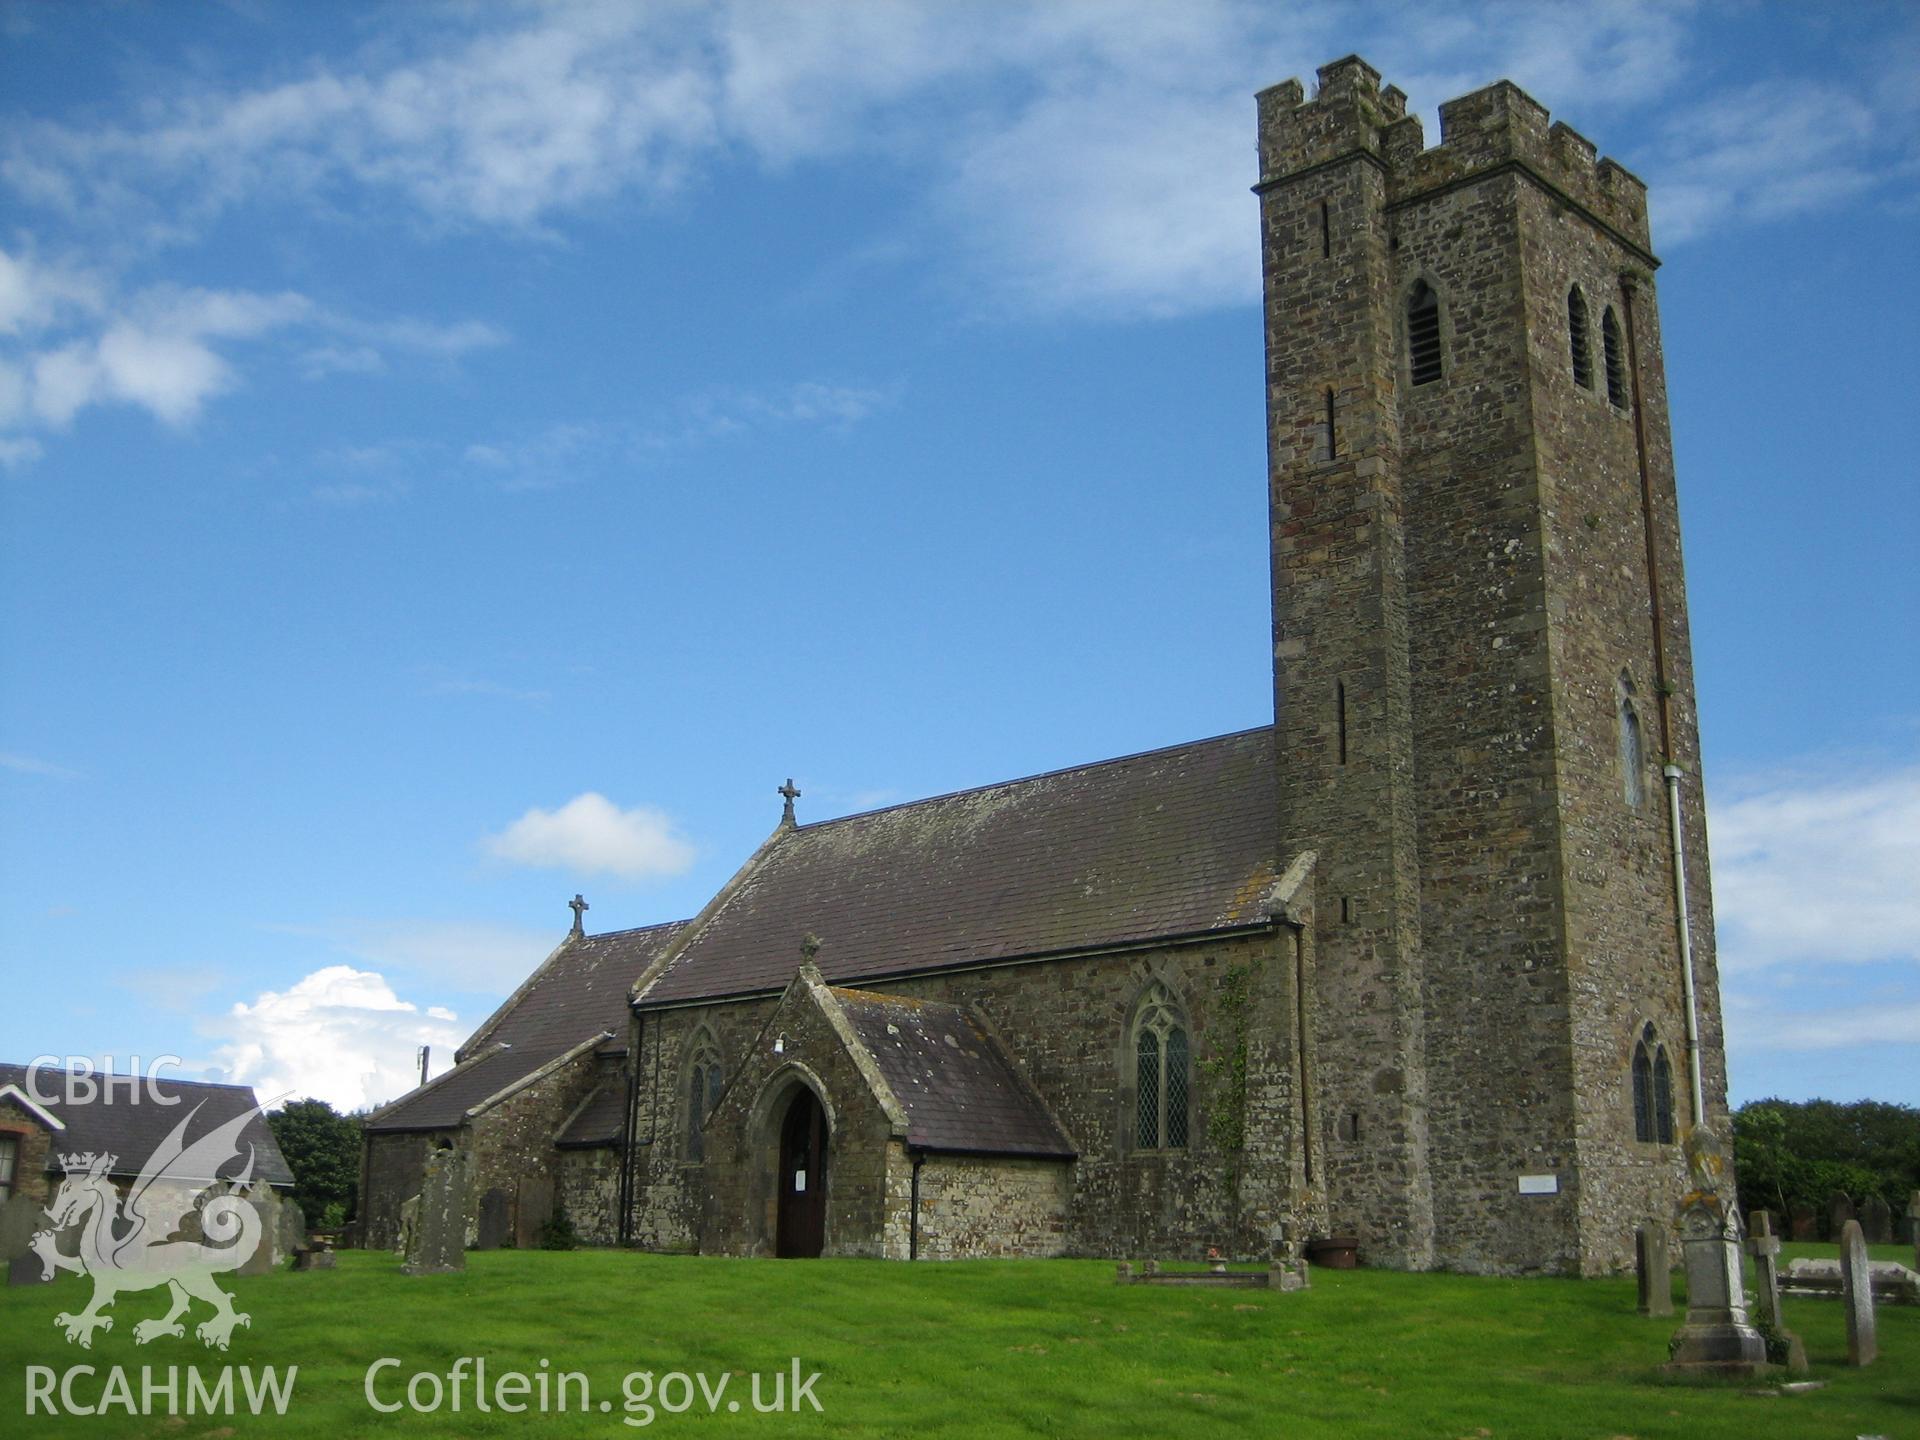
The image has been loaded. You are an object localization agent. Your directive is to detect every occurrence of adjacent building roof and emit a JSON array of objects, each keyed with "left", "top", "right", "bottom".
[
  {"left": 0, "top": 1064, "right": 294, "bottom": 1186},
  {"left": 364, "top": 920, "right": 684, "bottom": 1133},
  {"left": 830, "top": 988, "right": 1075, "bottom": 1159},
  {"left": 555, "top": 1082, "right": 628, "bottom": 1149},
  {"left": 637, "top": 726, "right": 1280, "bottom": 1007}
]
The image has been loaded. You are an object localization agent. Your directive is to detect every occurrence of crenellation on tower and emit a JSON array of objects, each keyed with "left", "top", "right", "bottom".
[{"left": 1260, "top": 58, "right": 1721, "bottom": 1275}]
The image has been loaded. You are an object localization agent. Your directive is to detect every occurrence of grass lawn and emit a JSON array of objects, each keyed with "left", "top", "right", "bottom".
[{"left": 0, "top": 1245, "right": 1913, "bottom": 1438}]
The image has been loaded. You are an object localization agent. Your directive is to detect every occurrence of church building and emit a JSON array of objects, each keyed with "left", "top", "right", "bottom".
[{"left": 361, "top": 56, "right": 1727, "bottom": 1277}]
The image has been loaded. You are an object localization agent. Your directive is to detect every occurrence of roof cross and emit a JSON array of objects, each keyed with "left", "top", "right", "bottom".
[
  {"left": 778, "top": 778, "right": 801, "bottom": 827},
  {"left": 569, "top": 893, "right": 589, "bottom": 937}
]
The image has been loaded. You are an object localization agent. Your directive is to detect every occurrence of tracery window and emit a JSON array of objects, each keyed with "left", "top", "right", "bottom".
[
  {"left": 686, "top": 1038, "right": 724, "bottom": 1162},
  {"left": 1133, "top": 985, "right": 1190, "bottom": 1150},
  {"left": 1632, "top": 1022, "right": 1675, "bottom": 1144}
]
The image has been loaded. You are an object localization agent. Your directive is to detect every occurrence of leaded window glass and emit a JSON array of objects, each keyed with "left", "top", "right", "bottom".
[{"left": 1132, "top": 985, "right": 1189, "bottom": 1150}]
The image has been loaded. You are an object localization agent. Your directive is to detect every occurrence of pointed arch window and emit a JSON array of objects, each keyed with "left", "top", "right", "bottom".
[
  {"left": 1132, "top": 984, "right": 1190, "bottom": 1150},
  {"left": 1601, "top": 306, "right": 1627, "bottom": 408},
  {"left": 1632, "top": 1022, "right": 1675, "bottom": 1144},
  {"left": 1568, "top": 286, "right": 1593, "bottom": 389},
  {"left": 685, "top": 1038, "right": 724, "bottom": 1162},
  {"left": 1407, "top": 280, "right": 1442, "bottom": 386},
  {"left": 1618, "top": 673, "right": 1645, "bottom": 808}
]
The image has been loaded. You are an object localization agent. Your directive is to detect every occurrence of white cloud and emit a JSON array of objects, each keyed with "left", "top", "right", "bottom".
[
  {"left": 1726, "top": 996, "right": 1920, "bottom": 1054},
  {"left": 485, "top": 792, "right": 696, "bottom": 881},
  {"left": 261, "top": 915, "right": 561, "bottom": 993},
  {"left": 0, "top": 749, "right": 81, "bottom": 779},
  {"left": 1708, "top": 761, "right": 1920, "bottom": 974},
  {"left": 0, "top": 1, "right": 1740, "bottom": 327},
  {"left": 0, "top": 241, "right": 503, "bottom": 439},
  {"left": 201, "top": 964, "right": 465, "bottom": 1111}
]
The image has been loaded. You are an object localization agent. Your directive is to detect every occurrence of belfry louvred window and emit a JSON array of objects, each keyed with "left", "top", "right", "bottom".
[
  {"left": 1568, "top": 286, "right": 1593, "bottom": 389},
  {"left": 1407, "top": 280, "right": 1442, "bottom": 385},
  {"left": 1602, "top": 306, "right": 1628, "bottom": 408},
  {"left": 1133, "top": 984, "right": 1190, "bottom": 1149}
]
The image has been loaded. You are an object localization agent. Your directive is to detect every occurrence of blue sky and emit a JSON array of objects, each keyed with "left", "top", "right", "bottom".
[{"left": 1, "top": 1, "right": 1915, "bottom": 1113}]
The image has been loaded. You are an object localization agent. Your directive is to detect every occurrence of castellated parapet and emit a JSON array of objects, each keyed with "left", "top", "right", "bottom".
[{"left": 1257, "top": 56, "right": 1651, "bottom": 258}]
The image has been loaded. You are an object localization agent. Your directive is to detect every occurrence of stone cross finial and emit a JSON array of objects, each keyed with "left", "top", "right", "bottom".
[
  {"left": 569, "top": 893, "right": 589, "bottom": 937},
  {"left": 779, "top": 778, "right": 801, "bottom": 827}
]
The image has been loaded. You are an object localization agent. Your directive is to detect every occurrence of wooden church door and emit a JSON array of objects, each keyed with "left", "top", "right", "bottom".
[{"left": 776, "top": 1087, "right": 828, "bottom": 1258}]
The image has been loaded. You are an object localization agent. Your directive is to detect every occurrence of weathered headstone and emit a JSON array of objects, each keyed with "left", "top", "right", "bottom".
[
  {"left": 1908, "top": 1191, "right": 1920, "bottom": 1269},
  {"left": 1839, "top": 1218, "right": 1876, "bottom": 1366},
  {"left": 293, "top": 1247, "right": 336, "bottom": 1271},
  {"left": 1744, "top": 1210, "right": 1806, "bottom": 1373},
  {"left": 394, "top": 1194, "right": 420, "bottom": 1256},
  {"left": 0, "top": 1192, "right": 42, "bottom": 1264},
  {"left": 277, "top": 1196, "right": 308, "bottom": 1263},
  {"left": 4, "top": 1193, "right": 53, "bottom": 1287},
  {"left": 1860, "top": 1194, "right": 1893, "bottom": 1245},
  {"left": 1635, "top": 1223, "right": 1672, "bottom": 1317},
  {"left": 402, "top": 1148, "right": 468, "bottom": 1276},
  {"left": 237, "top": 1188, "right": 283, "bottom": 1276},
  {"left": 476, "top": 1188, "right": 510, "bottom": 1250},
  {"left": 1789, "top": 1204, "right": 1818, "bottom": 1241},
  {"left": 1828, "top": 1191, "right": 1855, "bottom": 1240},
  {"left": 1664, "top": 1124, "right": 1768, "bottom": 1376},
  {"left": 514, "top": 1173, "right": 554, "bottom": 1250}
]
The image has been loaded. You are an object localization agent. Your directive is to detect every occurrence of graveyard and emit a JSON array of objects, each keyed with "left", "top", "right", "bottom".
[{"left": 1, "top": 1242, "right": 1915, "bottom": 1438}]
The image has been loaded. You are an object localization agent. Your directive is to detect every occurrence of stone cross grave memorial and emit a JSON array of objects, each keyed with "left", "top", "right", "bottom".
[{"left": 1743, "top": 1210, "right": 1806, "bottom": 1373}]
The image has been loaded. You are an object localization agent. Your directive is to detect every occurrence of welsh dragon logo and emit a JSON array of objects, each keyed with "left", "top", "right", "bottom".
[{"left": 29, "top": 1101, "right": 268, "bottom": 1350}]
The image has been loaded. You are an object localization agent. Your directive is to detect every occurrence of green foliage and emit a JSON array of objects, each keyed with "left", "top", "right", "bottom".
[
  {"left": 266, "top": 1097, "right": 361, "bottom": 1229},
  {"left": 1732, "top": 1096, "right": 1919, "bottom": 1234},
  {"left": 1199, "top": 960, "right": 1259, "bottom": 1155},
  {"left": 540, "top": 1205, "right": 579, "bottom": 1251}
]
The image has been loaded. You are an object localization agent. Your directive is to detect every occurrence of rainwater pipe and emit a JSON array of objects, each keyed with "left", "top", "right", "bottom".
[{"left": 1621, "top": 274, "right": 1704, "bottom": 1127}]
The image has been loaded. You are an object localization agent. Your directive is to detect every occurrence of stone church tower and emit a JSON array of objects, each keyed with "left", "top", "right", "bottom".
[{"left": 1259, "top": 58, "right": 1726, "bottom": 1273}]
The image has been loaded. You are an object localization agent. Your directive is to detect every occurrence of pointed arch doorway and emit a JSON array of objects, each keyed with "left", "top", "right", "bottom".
[{"left": 776, "top": 1086, "right": 828, "bottom": 1257}]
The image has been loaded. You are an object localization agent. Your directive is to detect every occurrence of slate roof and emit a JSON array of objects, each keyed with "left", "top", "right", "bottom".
[
  {"left": 638, "top": 726, "right": 1279, "bottom": 1006},
  {"left": 0, "top": 1064, "right": 294, "bottom": 1186},
  {"left": 831, "top": 989, "right": 1075, "bottom": 1159},
  {"left": 365, "top": 920, "right": 684, "bottom": 1133}
]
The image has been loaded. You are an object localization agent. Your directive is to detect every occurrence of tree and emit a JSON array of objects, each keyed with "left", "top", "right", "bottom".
[
  {"left": 1732, "top": 1096, "right": 1920, "bottom": 1237},
  {"left": 267, "top": 1098, "right": 362, "bottom": 1228}
]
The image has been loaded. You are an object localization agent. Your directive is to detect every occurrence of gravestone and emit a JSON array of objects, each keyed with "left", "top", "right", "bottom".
[
  {"left": 1828, "top": 1191, "right": 1854, "bottom": 1240},
  {"left": 1860, "top": 1194, "right": 1893, "bottom": 1245},
  {"left": 1744, "top": 1211, "right": 1806, "bottom": 1373},
  {"left": 402, "top": 1148, "right": 468, "bottom": 1277},
  {"left": 293, "top": 1247, "right": 336, "bottom": 1271},
  {"left": 2, "top": 1193, "right": 49, "bottom": 1286},
  {"left": 515, "top": 1174, "right": 554, "bottom": 1250},
  {"left": 394, "top": 1194, "right": 420, "bottom": 1256},
  {"left": 237, "top": 1188, "right": 283, "bottom": 1276},
  {"left": 1909, "top": 1192, "right": 1920, "bottom": 1269},
  {"left": 1663, "top": 1124, "right": 1768, "bottom": 1377},
  {"left": 277, "top": 1196, "right": 308, "bottom": 1263},
  {"left": 476, "top": 1188, "right": 510, "bottom": 1250},
  {"left": 1789, "top": 1204, "right": 1818, "bottom": 1241},
  {"left": 1635, "top": 1224, "right": 1672, "bottom": 1317},
  {"left": 1839, "top": 1218, "right": 1876, "bottom": 1366}
]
